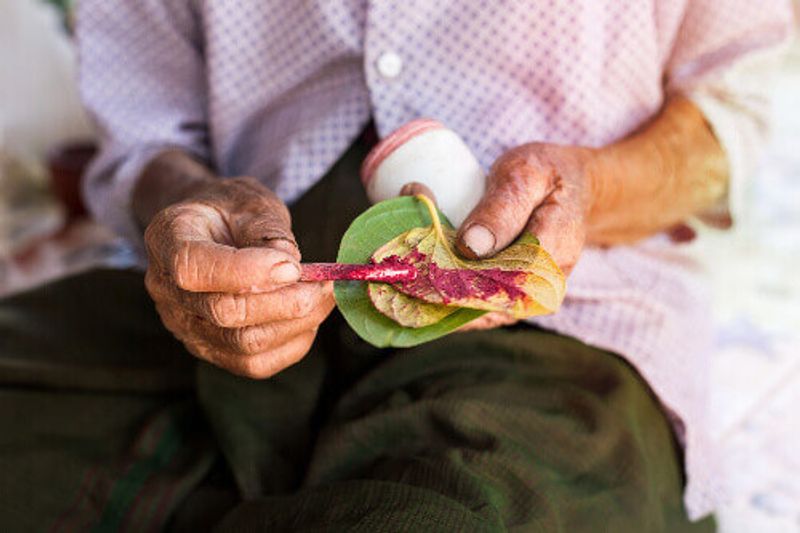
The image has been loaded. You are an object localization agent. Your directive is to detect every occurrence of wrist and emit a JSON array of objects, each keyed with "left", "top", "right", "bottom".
[{"left": 583, "top": 145, "right": 615, "bottom": 224}]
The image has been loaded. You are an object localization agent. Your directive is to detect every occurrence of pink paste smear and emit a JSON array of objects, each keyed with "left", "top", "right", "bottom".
[
  {"left": 301, "top": 262, "right": 417, "bottom": 283},
  {"left": 375, "top": 252, "right": 527, "bottom": 304}
]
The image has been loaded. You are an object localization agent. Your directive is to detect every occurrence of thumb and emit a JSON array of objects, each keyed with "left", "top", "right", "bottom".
[
  {"left": 456, "top": 157, "right": 553, "bottom": 259},
  {"left": 399, "top": 181, "right": 438, "bottom": 205}
]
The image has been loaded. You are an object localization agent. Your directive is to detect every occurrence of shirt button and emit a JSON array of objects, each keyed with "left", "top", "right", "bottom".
[{"left": 376, "top": 51, "right": 403, "bottom": 79}]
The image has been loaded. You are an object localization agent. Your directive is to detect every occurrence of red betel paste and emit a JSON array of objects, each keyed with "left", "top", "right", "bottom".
[
  {"left": 300, "top": 262, "right": 417, "bottom": 283},
  {"left": 375, "top": 252, "right": 527, "bottom": 304}
]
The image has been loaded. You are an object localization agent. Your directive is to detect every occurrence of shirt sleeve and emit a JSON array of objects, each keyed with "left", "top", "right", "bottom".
[
  {"left": 665, "top": 0, "right": 795, "bottom": 224},
  {"left": 76, "top": 0, "right": 209, "bottom": 242}
]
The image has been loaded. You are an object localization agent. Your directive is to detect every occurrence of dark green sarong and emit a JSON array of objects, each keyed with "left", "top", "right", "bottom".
[{"left": 0, "top": 141, "right": 714, "bottom": 532}]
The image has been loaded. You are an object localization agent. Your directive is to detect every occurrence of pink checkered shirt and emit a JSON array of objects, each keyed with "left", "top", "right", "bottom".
[{"left": 76, "top": 0, "right": 794, "bottom": 518}]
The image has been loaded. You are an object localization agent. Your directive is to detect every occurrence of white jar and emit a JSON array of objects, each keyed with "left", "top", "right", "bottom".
[{"left": 360, "top": 119, "right": 486, "bottom": 227}]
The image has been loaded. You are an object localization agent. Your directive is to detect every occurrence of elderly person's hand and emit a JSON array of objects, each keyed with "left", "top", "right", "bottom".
[
  {"left": 402, "top": 142, "right": 593, "bottom": 332},
  {"left": 458, "top": 143, "right": 594, "bottom": 275},
  {"left": 141, "top": 172, "right": 333, "bottom": 379},
  {"left": 453, "top": 97, "right": 729, "bottom": 332},
  {"left": 451, "top": 143, "right": 593, "bottom": 331}
]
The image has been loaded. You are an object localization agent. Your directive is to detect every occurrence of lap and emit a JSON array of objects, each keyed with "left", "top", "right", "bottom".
[
  {"left": 0, "top": 269, "right": 216, "bottom": 531},
  {"left": 217, "top": 327, "right": 710, "bottom": 532},
  {"left": 0, "top": 268, "right": 194, "bottom": 392},
  {"left": 0, "top": 264, "right": 711, "bottom": 533}
]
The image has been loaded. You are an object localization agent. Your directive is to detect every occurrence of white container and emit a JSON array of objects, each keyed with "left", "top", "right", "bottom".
[{"left": 360, "top": 119, "right": 486, "bottom": 227}]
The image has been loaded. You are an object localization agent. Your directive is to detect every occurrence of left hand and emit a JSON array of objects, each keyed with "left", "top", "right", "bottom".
[
  {"left": 142, "top": 176, "right": 334, "bottom": 379},
  {"left": 402, "top": 142, "right": 595, "bottom": 331}
]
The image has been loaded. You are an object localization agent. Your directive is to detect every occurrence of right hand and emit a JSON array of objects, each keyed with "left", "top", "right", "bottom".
[{"left": 143, "top": 177, "right": 334, "bottom": 379}]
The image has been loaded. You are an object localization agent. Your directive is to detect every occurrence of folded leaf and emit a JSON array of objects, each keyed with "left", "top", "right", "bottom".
[
  {"left": 334, "top": 196, "right": 484, "bottom": 348},
  {"left": 368, "top": 283, "right": 458, "bottom": 327},
  {"left": 367, "top": 195, "right": 565, "bottom": 327}
]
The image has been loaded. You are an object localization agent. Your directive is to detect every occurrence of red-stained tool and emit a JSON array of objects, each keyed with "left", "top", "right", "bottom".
[{"left": 300, "top": 262, "right": 418, "bottom": 283}]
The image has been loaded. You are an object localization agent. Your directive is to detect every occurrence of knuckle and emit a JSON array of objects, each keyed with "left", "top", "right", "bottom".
[
  {"left": 143, "top": 269, "right": 161, "bottom": 299},
  {"left": 227, "top": 325, "right": 274, "bottom": 355},
  {"left": 236, "top": 328, "right": 260, "bottom": 355},
  {"left": 143, "top": 226, "right": 159, "bottom": 255},
  {"left": 224, "top": 328, "right": 247, "bottom": 353},
  {"left": 143, "top": 211, "right": 168, "bottom": 243},
  {"left": 476, "top": 187, "right": 533, "bottom": 227},
  {"left": 185, "top": 340, "right": 211, "bottom": 362},
  {"left": 290, "top": 294, "right": 315, "bottom": 318},
  {"left": 172, "top": 243, "right": 196, "bottom": 290},
  {"left": 146, "top": 204, "right": 186, "bottom": 243},
  {"left": 143, "top": 223, "right": 169, "bottom": 263},
  {"left": 241, "top": 215, "right": 294, "bottom": 246},
  {"left": 207, "top": 293, "right": 248, "bottom": 327},
  {"left": 157, "top": 309, "right": 190, "bottom": 342},
  {"left": 195, "top": 344, "right": 233, "bottom": 369},
  {"left": 500, "top": 174, "right": 534, "bottom": 202}
]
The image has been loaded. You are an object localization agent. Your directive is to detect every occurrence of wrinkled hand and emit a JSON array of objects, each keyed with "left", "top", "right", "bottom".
[
  {"left": 458, "top": 142, "right": 594, "bottom": 274},
  {"left": 144, "top": 177, "right": 334, "bottom": 379},
  {"left": 404, "top": 143, "right": 593, "bottom": 332}
]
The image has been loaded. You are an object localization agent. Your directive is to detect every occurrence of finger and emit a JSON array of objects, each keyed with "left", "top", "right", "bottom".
[
  {"left": 195, "top": 282, "right": 332, "bottom": 328},
  {"left": 156, "top": 298, "right": 325, "bottom": 360},
  {"left": 155, "top": 302, "right": 239, "bottom": 370},
  {"left": 223, "top": 331, "right": 318, "bottom": 379},
  {"left": 456, "top": 154, "right": 553, "bottom": 259},
  {"left": 193, "top": 330, "right": 317, "bottom": 379},
  {"left": 192, "top": 300, "right": 333, "bottom": 356},
  {"left": 146, "top": 205, "right": 301, "bottom": 293},
  {"left": 192, "top": 176, "right": 298, "bottom": 252},
  {"left": 153, "top": 300, "right": 195, "bottom": 346},
  {"left": 157, "top": 298, "right": 318, "bottom": 378},
  {"left": 667, "top": 223, "right": 697, "bottom": 243},
  {"left": 400, "top": 182, "right": 438, "bottom": 205},
  {"left": 526, "top": 199, "right": 585, "bottom": 275},
  {"left": 231, "top": 210, "right": 300, "bottom": 260},
  {"left": 173, "top": 241, "right": 300, "bottom": 293},
  {"left": 147, "top": 269, "right": 333, "bottom": 327},
  {"left": 459, "top": 312, "right": 517, "bottom": 332}
]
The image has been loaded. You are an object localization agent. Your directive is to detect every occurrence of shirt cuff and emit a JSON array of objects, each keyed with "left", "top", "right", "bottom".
[{"left": 684, "top": 40, "right": 792, "bottom": 224}]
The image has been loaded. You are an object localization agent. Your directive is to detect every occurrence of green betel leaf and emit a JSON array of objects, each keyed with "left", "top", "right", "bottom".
[
  {"left": 334, "top": 197, "right": 484, "bottom": 348},
  {"left": 368, "top": 195, "right": 566, "bottom": 326},
  {"left": 334, "top": 195, "right": 567, "bottom": 348}
]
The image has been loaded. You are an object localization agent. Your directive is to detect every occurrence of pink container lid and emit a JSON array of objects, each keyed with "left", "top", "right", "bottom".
[{"left": 360, "top": 118, "right": 445, "bottom": 187}]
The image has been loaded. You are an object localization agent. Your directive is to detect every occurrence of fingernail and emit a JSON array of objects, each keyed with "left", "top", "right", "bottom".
[
  {"left": 270, "top": 261, "right": 300, "bottom": 283},
  {"left": 399, "top": 183, "right": 415, "bottom": 196},
  {"left": 463, "top": 224, "right": 495, "bottom": 257}
]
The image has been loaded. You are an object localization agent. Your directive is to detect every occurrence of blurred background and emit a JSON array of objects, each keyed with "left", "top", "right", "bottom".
[{"left": 0, "top": 1, "right": 798, "bottom": 531}]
